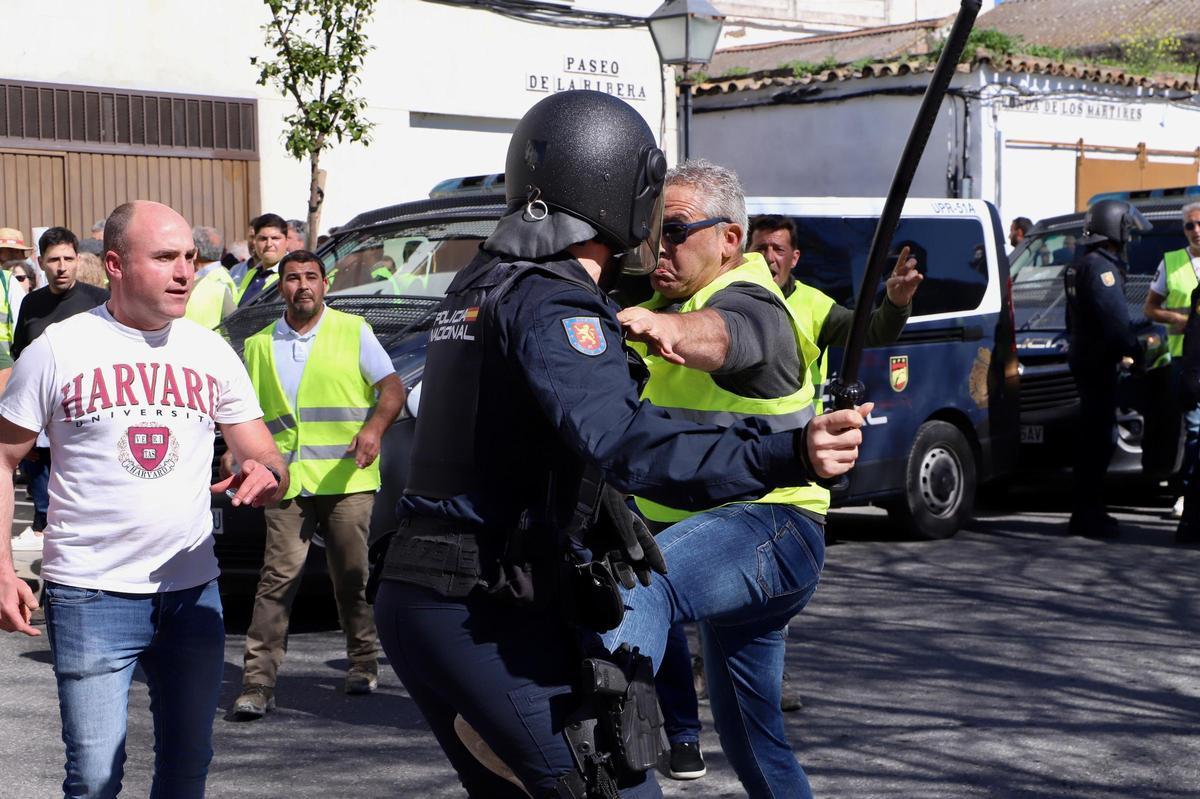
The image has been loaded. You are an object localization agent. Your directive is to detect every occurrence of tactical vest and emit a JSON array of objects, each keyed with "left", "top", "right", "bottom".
[
  {"left": 1163, "top": 248, "right": 1199, "bottom": 357},
  {"left": 185, "top": 267, "right": 235, "bottom": 329},
  {"left": 783, "top": 280, "right": 837, "bottom": 414},
  {"left": 631, "top": 253, "right": 830, "bottom": 522},
  {"left": 235, "top": 265, "right": 279, "bottom": 304},
  {"left": 243, "top": 307, "right": 379, "bottom": 500}
]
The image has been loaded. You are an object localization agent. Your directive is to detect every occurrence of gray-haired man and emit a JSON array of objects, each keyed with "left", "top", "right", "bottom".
[{"left": 185, "top": 226, "right": 236, "bottom": 329}]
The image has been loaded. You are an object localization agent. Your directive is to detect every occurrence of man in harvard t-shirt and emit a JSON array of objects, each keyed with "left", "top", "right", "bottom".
[{"left": 0, "top": 200, "right": 288, "bottom": 798}]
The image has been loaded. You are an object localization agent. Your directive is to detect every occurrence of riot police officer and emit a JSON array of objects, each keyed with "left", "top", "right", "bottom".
[
  {"left": 372, "top": 90, "right": 870, "bottom": 798},
  {"left": 1063, "top": 199, "right": 1148, "bottom": 537}
]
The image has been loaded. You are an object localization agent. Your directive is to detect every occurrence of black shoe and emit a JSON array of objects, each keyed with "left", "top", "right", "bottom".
[
  {"left": 667, "top": 742, "right": 706, "bottom": 780},
  {"left": 780, "top": 671, "right": 803, "bottom": 712},
  {"left": 32, "top": 511, "right": 47, "bottom": 533}
]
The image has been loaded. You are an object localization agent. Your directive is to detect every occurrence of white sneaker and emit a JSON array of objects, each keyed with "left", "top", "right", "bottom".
[
  {"left": 10, "top": 526, "right": 44, "bottom": 552},
  {"left": 1172, "top": 496, "right": 1186, "bottom": 519}
]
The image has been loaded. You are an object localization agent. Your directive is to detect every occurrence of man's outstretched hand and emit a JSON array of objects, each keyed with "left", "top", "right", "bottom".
[
  {"left": 804, "top": 403, "right": 874, "bottom": 480},
  {"left": 210, "top": 459, "right": 283, "bottom": 508}
]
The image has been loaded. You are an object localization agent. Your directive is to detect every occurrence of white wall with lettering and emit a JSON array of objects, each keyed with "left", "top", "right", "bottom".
[
  {"left": 692, "top": 67, "right": 1200, "bottom": 229},
  {"left": 0, "top": 0, "right": 669, "bottom": 234}
]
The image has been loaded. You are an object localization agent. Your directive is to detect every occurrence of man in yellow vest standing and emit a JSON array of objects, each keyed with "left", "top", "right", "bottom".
[
  {"left": 184, "top": 226, "right": 236, "bottom": 329},
  {"left": 1143, "top": 201, "right": 1200, "bottom": 518},
  {"left": 609, "top": 160, "right": 918, "bottom": 798},
  {"left": 232, "top": 249, "right": 406, "bottom": 720},
  {"left": 232, "top": 214, "right": 287, "bottom": 307}
]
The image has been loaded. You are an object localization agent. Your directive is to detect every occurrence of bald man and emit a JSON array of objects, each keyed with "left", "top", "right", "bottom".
[{"left": 0, "top": 200, "right": 287, "bottom": 798}]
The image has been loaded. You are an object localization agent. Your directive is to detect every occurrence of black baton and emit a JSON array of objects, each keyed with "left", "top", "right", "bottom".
[{"left": 828, "top": 0, "right": 982, "bottom": 412}]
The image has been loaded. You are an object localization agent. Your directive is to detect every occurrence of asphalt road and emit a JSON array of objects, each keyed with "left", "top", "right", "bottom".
[{"left": 1, "top": 486, "right": 1197, "bottom": 798}]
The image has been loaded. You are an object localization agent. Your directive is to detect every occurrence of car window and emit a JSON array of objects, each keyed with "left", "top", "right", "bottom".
[
  {"left": 321, "top": 219, "right": 499, "bottom": 297},
  {"left": 790, "top": 216, "right": 989, "bottom": 317}
]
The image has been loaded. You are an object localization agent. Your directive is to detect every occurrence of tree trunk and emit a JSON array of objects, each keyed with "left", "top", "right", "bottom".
[{"left": 306, "top": 152, "right": 326, "bottom": 250}]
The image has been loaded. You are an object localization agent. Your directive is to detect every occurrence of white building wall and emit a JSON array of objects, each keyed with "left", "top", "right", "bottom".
[
  {"left": 694, "top": 68, "right": 1200, "bottom": 229},
  {"left": 3, "top": 0, "right": 669, "bottom": 232},
  {"left": 692, "top": 74, "right": 968, "bottom": 201}
]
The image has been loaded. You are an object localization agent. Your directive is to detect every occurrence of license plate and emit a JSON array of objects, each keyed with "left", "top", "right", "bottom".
[
  {"left": 1020, "top": 424, "right": 1044, "bottom": 444},
  {"left": 212, "top": 508, "right": 223, "bottom": 534}
]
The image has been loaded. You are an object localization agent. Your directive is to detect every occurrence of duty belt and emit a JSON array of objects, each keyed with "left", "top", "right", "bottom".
[{"left": 380, "top": 516, "right": 484, "bottom": 598}]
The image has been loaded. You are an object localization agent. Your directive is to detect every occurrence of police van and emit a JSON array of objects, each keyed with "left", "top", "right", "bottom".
[
  {"left": 747, "top": 197, "right": 1019, "bottom": 539},
  {"left": 210, "top": 190, "right": 1017, "bottom": 594}
]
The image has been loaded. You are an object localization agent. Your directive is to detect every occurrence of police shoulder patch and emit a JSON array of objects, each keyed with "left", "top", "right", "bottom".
[
  {"left": 562, "top": 316, "right": 607, "bottom": 356},
  {"left": 1100, "top": 271, "right": 1115, "bottom": 287}
]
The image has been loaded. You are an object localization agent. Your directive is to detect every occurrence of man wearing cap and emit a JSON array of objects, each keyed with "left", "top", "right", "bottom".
[{"left": 0, "top": 226, "right": 34, "bottom": 389}]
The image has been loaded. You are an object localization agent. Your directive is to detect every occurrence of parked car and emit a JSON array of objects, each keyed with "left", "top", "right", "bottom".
[
  {"left": 1008, "top": 198, "right": 1188, "bottom": 480},
  {"left": 211, "top": 192, "right": 506, "bottom": 594}
]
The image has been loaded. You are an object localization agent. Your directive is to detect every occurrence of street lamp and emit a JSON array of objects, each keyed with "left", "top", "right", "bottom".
[{"left": 647, "top": 0, "right": 725, "bottom": 160}]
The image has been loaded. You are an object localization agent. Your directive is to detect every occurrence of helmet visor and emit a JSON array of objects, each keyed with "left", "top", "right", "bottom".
[{"left": 620, "top": 192, "right": 663, "bottom": 276}]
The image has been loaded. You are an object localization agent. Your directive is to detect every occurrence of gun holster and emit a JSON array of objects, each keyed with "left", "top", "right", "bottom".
[
  {"left": 556, "top": 646, "right": 667, "bottom": 799},
  {"left": 561, "top": 557, "right": 626, "bottom": 633},
  {"left": 364, "top": 530, "right": 396, "bottom": 605}
]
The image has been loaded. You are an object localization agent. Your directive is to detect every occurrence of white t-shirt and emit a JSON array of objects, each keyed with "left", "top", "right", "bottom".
[{"left": 0, "top": 305, "right": 263, "bottom": 592}]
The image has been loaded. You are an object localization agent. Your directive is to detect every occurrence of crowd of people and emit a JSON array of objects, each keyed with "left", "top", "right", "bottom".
[{"left": 0, "top": 86, "right": 1196, "bottom": 799}]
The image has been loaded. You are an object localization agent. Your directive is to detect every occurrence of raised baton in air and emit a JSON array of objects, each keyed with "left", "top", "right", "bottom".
[{"left": 828, "top": 0, "right": 982, "bottom": 414}]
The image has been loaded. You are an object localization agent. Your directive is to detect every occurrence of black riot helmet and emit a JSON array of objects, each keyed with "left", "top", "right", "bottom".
[
  {"left": 505, "top": 90, "right": 667, "bottom": 265},
  {"left": 1079, "top": 199, "right": 1152, "bottom": 248}
]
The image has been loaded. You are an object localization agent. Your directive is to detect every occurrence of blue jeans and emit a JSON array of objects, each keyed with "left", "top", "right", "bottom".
[
  {"left": 655, "top": 622, "right": 701, "bottom": 745},
  {"left": 603, "top": 503, "right": 824, "bottom": 799},
  {"left": 19, "top": 447, "right": 50, "bottom": 518},
  {"left": 44, "top": 579, "right": 225, "bottom": 799}
]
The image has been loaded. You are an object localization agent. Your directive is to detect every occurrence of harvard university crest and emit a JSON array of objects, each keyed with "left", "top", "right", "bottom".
[{"left": 118, "top": 426, "right": 181, "bottom": 479}]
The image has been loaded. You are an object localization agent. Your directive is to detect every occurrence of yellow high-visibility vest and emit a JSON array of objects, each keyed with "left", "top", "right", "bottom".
[
  {"left": 243, "top": 307, "right": 379, "bottom": 500},
  {"left": 631, "top": 252, "right": 830, "bottom": 522}
]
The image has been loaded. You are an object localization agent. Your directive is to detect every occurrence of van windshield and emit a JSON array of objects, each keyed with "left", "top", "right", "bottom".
[{"left": 320, "top": 219, "right": 499, "bottom": 297}]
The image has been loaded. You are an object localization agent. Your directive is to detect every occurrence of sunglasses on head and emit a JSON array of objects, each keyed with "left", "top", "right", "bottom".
[
  {"left": 662, "top": 216, "right": 732, "bottom": 246},
  {"left": 1186, "top": 221, "right": 1200, "bottom": 232}
]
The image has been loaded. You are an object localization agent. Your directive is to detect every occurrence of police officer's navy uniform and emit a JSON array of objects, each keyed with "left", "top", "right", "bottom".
[
  {"left": 1064, "top": 244, "right": 1139, "bottom": 535},
  {"left": 374, "top": 203, "right": 821, "bottom": 797}
]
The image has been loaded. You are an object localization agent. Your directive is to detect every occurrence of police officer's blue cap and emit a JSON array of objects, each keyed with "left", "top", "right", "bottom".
[{"left": 505, "top": 90, "right": 667, "bottom": 252}]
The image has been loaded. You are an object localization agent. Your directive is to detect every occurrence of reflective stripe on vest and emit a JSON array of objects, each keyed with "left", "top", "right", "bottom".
[
  {"left": 1164, "top": 248, "right": 1198, "bottom": 357},
  {"left": 631, "top": 252, "right": 830, "bottom": 522},
  {"left": 243, "top": 306, "right": 379, "bottom": 499}
]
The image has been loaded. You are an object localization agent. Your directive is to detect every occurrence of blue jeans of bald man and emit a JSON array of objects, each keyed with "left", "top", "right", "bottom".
[{"left": 603, "top": 503, "right": 824, "bottom": 799}]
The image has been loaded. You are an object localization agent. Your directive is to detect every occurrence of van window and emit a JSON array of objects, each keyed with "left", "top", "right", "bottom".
[
  {"left": 790, "top": 216, "right": 989, "bottom": 317},
  {"left": 1012, "top": 220, "right": 1187, "bottom": 284}
]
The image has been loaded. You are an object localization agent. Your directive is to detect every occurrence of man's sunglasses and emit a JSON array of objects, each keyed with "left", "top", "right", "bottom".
[
  {"left": 662, "top": 216, "right": 732, "bottom": 246},
  {"left": 1186, "top": 221, "right": 1200, "bottom": 232}
]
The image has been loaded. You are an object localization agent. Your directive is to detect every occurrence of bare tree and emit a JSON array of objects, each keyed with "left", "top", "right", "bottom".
[{"left": 253, "top": 0, "right": 376, "bottom": 248}]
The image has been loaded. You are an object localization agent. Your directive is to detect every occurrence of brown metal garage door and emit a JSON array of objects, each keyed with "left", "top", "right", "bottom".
[{"left": 0, "top": 80, "right": 259, "bottom": 249}]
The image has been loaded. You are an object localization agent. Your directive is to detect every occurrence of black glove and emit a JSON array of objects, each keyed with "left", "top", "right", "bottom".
[{"left": 594, "top": 486, "right": 667, "bottom": 589}]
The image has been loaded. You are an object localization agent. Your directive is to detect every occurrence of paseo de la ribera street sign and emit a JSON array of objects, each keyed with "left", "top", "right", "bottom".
[{"left": 526, "top": 55, "right": 650, "bottom": 102}]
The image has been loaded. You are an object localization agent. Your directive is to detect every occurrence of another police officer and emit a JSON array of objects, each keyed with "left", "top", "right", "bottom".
[
  {"left": 1063, "top": 199, "right": 1148, "bottom": 537},
  {"left": 372, "top": 90, "right": 871, "bottom": 798}
]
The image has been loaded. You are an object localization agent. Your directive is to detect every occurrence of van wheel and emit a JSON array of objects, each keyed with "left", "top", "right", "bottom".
[{"left": 887, "top": 421, "right": 976, "bottom": 540}]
